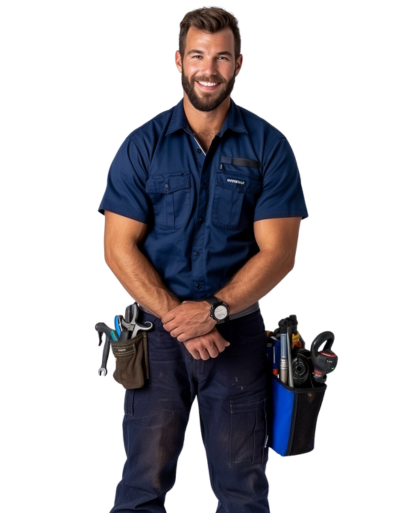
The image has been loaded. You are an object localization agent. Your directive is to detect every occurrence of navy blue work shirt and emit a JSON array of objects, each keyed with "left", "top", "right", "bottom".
[{"left": 98, "top": 97, "right": 308, "bottom": 301}]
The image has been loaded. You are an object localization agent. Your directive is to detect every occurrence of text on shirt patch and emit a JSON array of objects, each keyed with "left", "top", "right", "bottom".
[{"left": 227, "top": 178, "right": 245, "bottom": 187}]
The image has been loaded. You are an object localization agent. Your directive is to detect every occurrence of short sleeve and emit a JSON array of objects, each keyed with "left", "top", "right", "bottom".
[
  {"left": 254, "top": 137, "right": 309, "bottom": 221},
  {"left": 98, "top": 135, "right": 150, "bottom": 223}
]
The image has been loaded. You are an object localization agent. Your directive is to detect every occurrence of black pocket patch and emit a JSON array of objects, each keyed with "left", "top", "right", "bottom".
[{"left": 220, "top": 156, "right": 260, "bottom": 169}]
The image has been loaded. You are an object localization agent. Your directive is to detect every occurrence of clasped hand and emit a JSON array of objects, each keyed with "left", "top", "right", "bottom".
[
  {"left": 162, "top": 300, "right": 215, "bottom": 340},
  {"left": 161, "top": 300, "right": 230, "bottom": 360}
]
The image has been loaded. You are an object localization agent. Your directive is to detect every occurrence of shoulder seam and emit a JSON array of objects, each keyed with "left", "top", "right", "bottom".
[
  {"left": 128, "top": 107, "right": 172, "bottom": 138},
  {"left": 238, "top": 106, "right": 286, "bottom": 138}
]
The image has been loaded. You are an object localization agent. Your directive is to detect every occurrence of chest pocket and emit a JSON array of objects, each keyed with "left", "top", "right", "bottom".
[
  {"left": 145, "top": 172, "right": 191, "bottom": 230},
  {"left": 212, "top": 157, "right": 262, "bottom": 230}
]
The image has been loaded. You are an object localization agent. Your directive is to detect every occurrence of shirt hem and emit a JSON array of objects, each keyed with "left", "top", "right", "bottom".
[
  {"left": 98, "top": 202, "right": 149, "bottom": 224},
  {"left": 254, "top": 211, "right": 308, "bottom": 221}
]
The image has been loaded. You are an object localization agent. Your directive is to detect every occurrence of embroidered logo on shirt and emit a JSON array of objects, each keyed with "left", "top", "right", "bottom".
[{"left": 227, "top": 178, "right": 245, "bottom": 188}]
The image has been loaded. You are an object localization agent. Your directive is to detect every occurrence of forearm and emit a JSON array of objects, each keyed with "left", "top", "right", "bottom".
[
  {"left": 105, "top": 245, "right": 181, "bottom": 319},
  {"left": 214, "top": 250, "right": 294, "bottom": 315}
]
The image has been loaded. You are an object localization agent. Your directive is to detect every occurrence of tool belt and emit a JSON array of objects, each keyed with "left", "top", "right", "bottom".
[
  {"left": 110, "top": 331, "right": 150, "bottom": 390},
  {"left": 97, "top": 308, "right": 337, "bottom": 451}
]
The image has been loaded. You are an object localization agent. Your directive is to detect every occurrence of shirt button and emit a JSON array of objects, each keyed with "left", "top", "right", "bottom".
[
  {"left": 198, "top": 217, "right": 204, "bottom": 222},
  {"left": 197, "top": 149, "right": 201, "bottom": 153},
  {"left": 196, "top": 284, "right": 202, "bottom": 289},
  {"left": 194, "top": 252, "right": 199, "bottom": 256},
  {"left": 202, "top": 183, "right": 207, "bottom": 188},
  {"left": 165, "top": 183, "right": 169, "bottom": 188}
]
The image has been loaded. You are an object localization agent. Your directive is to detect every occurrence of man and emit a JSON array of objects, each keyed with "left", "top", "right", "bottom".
[{"left": 99, "top": 7, "right": 308, "bottom": 513}]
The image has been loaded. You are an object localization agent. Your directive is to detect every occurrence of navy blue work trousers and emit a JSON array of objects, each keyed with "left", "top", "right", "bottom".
[{"left": 110, "top": 307, "right": 270, "bottom": 513}]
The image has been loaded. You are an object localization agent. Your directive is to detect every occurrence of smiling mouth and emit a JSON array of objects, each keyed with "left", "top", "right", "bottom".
[{"left": 196, "top": 81, "right": 221, "bottom": 91}]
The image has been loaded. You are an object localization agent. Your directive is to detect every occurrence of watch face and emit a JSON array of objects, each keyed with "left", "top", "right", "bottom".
[{"left": 215, "top": 305, "right": 228, "bottom": 320}]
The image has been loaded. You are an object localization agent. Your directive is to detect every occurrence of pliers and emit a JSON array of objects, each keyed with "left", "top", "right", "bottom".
[{"left": 121, "top": 303, "right": 153, "bottom": 338}]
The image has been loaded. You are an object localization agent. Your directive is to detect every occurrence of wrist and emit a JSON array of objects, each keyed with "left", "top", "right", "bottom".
[{"left": 202, "top": 300, "right": 217, "bottom": 322}]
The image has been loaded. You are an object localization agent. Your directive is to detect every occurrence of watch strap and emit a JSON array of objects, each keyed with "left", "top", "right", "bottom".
[{"left": 204, "top": 296, "right": 221, "bottom": 308}]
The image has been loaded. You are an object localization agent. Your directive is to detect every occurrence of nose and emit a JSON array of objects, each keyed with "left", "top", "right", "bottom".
[{"left": 199, "top": 57, "right": 219, "bottom": 78}]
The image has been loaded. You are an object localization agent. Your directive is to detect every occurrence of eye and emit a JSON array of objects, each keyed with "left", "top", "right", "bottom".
[{"left": 219, "top": 56, "right": 229, "bottom": 60}]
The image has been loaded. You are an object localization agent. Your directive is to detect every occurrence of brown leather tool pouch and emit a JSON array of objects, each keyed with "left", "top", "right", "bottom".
[{"left": 110, "top": 331, "right": 150, "bottom": 389}]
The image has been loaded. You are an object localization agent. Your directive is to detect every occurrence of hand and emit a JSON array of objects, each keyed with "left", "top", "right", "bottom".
[
  {"left": 161, "top": 300, "right": 216, "bottom": 342},
  {"left": 182, "top": 326, "right": 230, "bottom": 360}
]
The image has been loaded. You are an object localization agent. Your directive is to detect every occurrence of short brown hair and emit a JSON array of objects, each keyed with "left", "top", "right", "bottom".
[{"left": 179, "top": 7, "right": 241, "bottom": 60}]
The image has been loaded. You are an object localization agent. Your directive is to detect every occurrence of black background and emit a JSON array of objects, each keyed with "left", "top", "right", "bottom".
[{"left": 88, "top": 4, "right": 343, "bottom": 513}]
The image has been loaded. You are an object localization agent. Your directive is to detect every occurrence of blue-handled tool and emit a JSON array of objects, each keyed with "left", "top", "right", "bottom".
[{"left": 114, "top": 315, "right": 122, "bottom": 337}]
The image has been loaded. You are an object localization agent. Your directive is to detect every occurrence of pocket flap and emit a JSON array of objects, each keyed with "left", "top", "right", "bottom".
[
  {"left": 230, "top": 394, "right": 267, "bottom": 414},
  {"left": 146, "top": 172, "right": 190, "bottom": 194}
]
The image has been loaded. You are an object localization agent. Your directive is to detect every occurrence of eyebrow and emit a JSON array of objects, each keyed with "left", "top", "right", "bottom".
[{"left": 187, "top": 49, "right": 233, "bottom": 57}]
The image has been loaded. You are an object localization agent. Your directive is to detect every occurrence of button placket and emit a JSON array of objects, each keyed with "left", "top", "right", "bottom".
[{"left": 192, "top": 134, "right": 206, "bottom": 156}]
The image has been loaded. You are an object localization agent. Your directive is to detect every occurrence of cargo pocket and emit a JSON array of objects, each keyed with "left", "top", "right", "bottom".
[
  {"left": 145, "top": 172, "right": 191, "bottom": 229},
  {"left": 230, "top": 393, "right": 268, "bottom": 467},
  {"left": 212, "top": 171, "right": 262, "bottom": 230}
]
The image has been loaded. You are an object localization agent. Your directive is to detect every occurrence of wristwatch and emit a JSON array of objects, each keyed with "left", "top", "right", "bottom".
[{"left": 204, "top": 296, "right": 229, "bottom": 324}]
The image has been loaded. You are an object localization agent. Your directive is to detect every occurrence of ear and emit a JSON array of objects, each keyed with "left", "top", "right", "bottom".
[
  {"left": 235, "top": 54, "right": 243, "bottom": 77},
  {"left": 175, "top": 50, "right": 183, "bottom": 73}
]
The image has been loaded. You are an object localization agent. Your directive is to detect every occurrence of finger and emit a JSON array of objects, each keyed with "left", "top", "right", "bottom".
[
  {"left": 220, "top": 339, "right": 230, "bottom": 353},
  {"left": 200, "top": 351, "right": 209, "bottom": 360},
  {"left": 161, "top": 312, "right": 175, "bottom": 325},
  {"left": 170, "top": 327, "right": 185, "bottom": 339},
  {"left": 207, "top": 344, "right": 220, "bottom": 358},
  {"left": 177, "top": 327, "right": 204, "bottom": 342},
  {"left": 177, "top": 334, "right": 191, "bottom": 342},
  {"left": 204, "top": 339, "right": 219, "bottom": 358},
  {"left": 183, "top": 342, "right": 199, "bottom": 359},
  {"left": 162, "top": 321, "right": 173, "bottom": 332},
  {"left": 215, "top": 336, "right": 231, "bottom": 352}
]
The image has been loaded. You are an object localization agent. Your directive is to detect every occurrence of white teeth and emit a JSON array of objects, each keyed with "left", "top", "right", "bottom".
[{"left": 198, "top": 81, "right": 218, "bottom": 86}]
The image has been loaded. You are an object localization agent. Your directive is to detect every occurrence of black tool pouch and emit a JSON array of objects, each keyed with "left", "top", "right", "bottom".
[{"left": 110, "top": 331, "right": 150, "bottom": 389}]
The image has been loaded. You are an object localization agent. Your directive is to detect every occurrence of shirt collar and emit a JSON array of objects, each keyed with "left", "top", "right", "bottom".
[{"left": 165, "top": 97, "right": 248, "bottom": 137}]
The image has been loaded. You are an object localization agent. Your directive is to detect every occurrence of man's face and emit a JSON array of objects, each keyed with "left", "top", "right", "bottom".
[{"left": 177, "top": 26, "right": 242, "bottom": 112}]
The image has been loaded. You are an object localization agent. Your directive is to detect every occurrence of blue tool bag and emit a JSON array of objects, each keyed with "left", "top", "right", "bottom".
[
  {"left": 266, "top": 318, "right": 336, "bottom": 457},
  {"left": 268, "top": 376, "right": 326, "bottom": 456}
]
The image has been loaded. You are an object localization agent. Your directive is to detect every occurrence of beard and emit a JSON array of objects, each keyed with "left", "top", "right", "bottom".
[{"left": 181, "top": 64, "right": 236, "bottom": 112}]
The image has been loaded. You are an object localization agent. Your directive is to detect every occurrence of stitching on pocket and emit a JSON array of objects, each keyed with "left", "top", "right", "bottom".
[{"left": 230, "top": 393, "right": 268, "bottom": 467}]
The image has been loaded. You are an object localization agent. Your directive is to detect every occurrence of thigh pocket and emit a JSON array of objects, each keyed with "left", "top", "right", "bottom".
[{"left": 230, "top": 393, "right": 268, "bottom": 467}]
